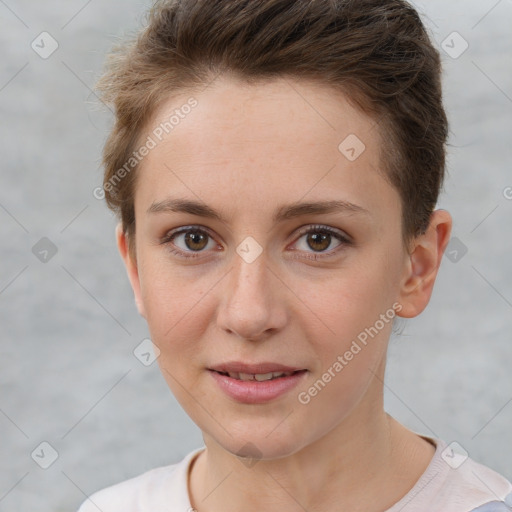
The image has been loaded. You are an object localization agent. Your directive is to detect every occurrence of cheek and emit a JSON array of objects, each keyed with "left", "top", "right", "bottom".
[
  {"left": 298, "top": 249, "right": 402, "bottom": 385},
  {"left": 295, "top": 274, "right": 395, "bottom": 420},
  {"left": 139, "top": 254, "right": 199, "bottom": 326},
  {"left": 307, "top": 283, "right": 393, "bottom": 378},
  {"left": 137, "top": 259, "right": 215, "bottom": 367},
  {"left": 304, "top": 256, "right": 400, "bottom": 336}
]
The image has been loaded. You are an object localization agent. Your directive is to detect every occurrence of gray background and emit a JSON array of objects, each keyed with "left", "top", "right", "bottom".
[{"left": 1, "top": 1, "right": 511, "bottom": 511}]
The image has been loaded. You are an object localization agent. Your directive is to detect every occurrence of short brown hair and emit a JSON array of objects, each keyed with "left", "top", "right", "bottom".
[{"left": 97, "top": 0, "right": 448, "bottom": 260}]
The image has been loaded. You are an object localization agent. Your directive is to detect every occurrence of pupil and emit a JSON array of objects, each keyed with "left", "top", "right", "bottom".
[
  {"left": 308, "top": 232, "right": 330, "bottom": 251},
  {"left": 185, "top": 232, "right": 207, "bottom": 251}
]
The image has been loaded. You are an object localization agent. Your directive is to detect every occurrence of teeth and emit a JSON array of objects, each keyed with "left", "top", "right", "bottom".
[
  {"left": 254, "top": 372, "right": 277, "bottom": 381},
  {"left": 238, "top": 372, "right": 257, "bottom": 380},
  {"left": 226, "top": 371, "right": 294, "bottom": 381}
]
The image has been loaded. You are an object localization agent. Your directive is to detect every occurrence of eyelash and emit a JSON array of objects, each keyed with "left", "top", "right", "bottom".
[{"left": 160, "top": 224, "right": 352, "bottom": 261}]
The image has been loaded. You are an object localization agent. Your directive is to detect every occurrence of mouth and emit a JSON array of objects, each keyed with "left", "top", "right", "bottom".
[
  {"left": 207, "top": 367, "right": 309, "bottom": 404},
  {"left": 211, "top": 369, "right": 306, "bottom": 381}
]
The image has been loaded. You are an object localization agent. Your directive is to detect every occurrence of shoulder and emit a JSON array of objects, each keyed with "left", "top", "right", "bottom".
[
  {"left": 445, "top": 455, "right": 512, "bottom": 511},
  {"left": 76, "top": 465, "right": 175, "bottom": 512},
  {"left": 76, "top": 447, "right": 204, "bottom": 512},
  {"left": 427, "top": 439, "right": 512, "bottom": 511},
  {"left": 388, "top": 436, "right": 512, "bottom": 512}
]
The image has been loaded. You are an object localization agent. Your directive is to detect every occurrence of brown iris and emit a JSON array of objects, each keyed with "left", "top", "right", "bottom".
[
  {"left": 306, "top": 231, "right": 331, "bottom": 252},
  {"left": 184, "top": 232, "right": 209, "bottom": 251}
]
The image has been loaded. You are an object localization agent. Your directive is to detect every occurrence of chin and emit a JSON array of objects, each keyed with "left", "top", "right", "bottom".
[{"left": 215, "top": 425, "right": 310, "bottom": 462}]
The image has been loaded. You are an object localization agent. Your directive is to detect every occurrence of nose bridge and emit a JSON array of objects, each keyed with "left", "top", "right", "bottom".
[
  {"left": 228, "top": 231, "right": 270, "bottom": 292},
  {"left": 229, "top": 243, "right": 271, "bottom": 308},
  {"left": 218, "top": 242, "right": 284, "bottom": 340}
]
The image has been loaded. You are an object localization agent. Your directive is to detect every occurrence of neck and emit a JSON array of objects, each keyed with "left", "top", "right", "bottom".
[{"left": 188, "top": 377, "right": 435, "bottom": 512}]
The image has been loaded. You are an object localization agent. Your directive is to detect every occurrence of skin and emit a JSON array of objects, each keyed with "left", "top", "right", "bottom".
[{"left": 116, "top": 75, "right": 452, "bottom": 512}]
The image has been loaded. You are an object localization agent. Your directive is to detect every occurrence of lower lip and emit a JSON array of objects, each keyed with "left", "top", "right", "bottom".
[{"left": 208, "top": 369, "right": 308, "bottom": 404}]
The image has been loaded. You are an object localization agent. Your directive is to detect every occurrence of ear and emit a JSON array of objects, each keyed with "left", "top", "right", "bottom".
[
  {"left": 115, "top": 223, "right": 146, "bottom": 318},
  {"left": 396, "top": 209, "right": 452, "bottom": 318}
]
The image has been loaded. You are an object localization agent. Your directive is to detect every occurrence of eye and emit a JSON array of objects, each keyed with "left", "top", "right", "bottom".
[
  {"left": 160, "top": 224, "right": 352, "bottom": 260},
  {"left": 290, "top": 224, "right": 352, "bottom": 260},
  {"left": 161, "top": 226, "right": 218, "bottom": 259}
]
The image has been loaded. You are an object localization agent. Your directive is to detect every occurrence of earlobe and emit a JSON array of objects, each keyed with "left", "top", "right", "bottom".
[
  {"left": 115, "top": 223, "right": 146, "bottom": 319},
  {"left": 397, "top": 210, "right": 452, "bottom": 318}
]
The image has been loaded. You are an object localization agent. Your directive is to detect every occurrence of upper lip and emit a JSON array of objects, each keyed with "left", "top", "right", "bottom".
[{"left": 209, "top": 361, "right": 306, "bottom": 374}]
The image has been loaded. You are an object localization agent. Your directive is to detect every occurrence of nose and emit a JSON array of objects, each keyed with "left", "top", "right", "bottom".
[{"left": 216, "top": 249, "right": 287, "bottom": 342}]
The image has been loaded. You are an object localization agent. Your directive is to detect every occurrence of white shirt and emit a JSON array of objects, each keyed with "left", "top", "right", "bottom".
[{"left": 77, "top": 435, "right": 512, "bottom": 511}]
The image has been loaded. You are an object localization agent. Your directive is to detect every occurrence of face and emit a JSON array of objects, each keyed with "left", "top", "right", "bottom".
[{"left": 118, "top": 75, "right": 434, "bottom": 459}]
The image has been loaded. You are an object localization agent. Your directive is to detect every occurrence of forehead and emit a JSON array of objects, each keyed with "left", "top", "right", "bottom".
[{"left": 134, "top": 75, "right": 397, "bottom": 224}]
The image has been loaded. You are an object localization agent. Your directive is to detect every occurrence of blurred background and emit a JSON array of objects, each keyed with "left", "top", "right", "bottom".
[{"left": 1, "top": 1, "right": 511, "bottom": 510}]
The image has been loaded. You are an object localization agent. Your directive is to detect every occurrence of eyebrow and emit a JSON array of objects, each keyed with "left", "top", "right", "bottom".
[{"left": 147, "top": 197, "right": 370, "bottom": 223}]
